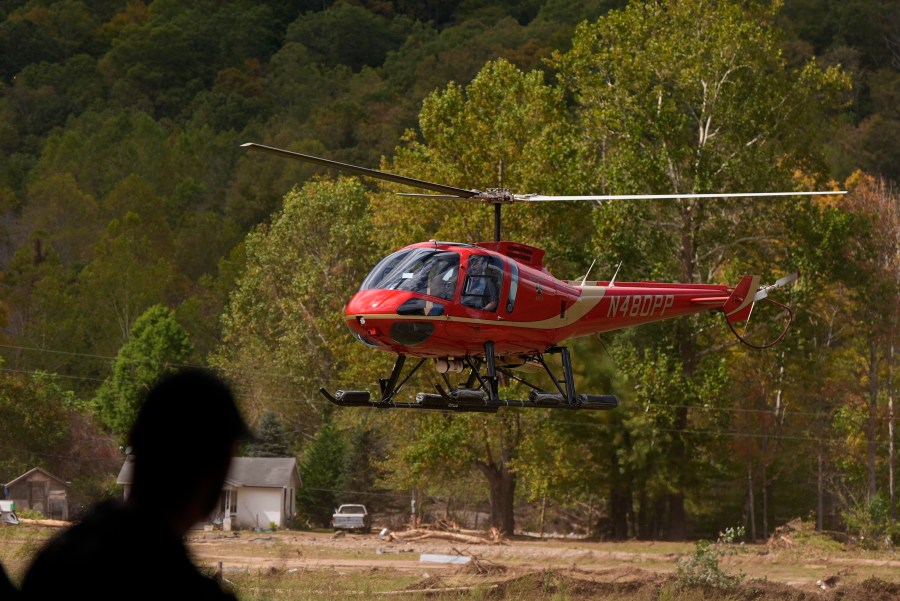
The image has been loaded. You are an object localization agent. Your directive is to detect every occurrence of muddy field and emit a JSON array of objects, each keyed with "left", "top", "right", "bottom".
[
  {"left": 183, "top": 526, "right": 900, "bottom": 599},
  {"left": 5, "top": 522, "right": 900, "bottom": 599}
]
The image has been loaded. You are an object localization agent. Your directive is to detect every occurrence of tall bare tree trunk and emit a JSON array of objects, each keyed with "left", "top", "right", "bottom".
[
  {"left": 817, "top": 446, "right": 825, "bottom": 531},
  {"left": 762, "top": 463, "right": 769, "bottom": 538},
  {"left": 890, "top": 332, "right": 896, "bottom": 519},
  {"left": 748, "top": 460, "right": 756, "bottom": 541},
  {"left": 867, "top": 338, "right": 880, "bottom": 500},
  {"left": 668, "top": 404, "right": 689, "bottom": 540},
  {"left": 539, "top": 497, "right": 547, "bottom": 539}
]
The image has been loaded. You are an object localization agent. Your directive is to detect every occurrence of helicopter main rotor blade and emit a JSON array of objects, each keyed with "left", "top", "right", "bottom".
[
  {"left": 242, "top": 143, "right": 477, "bottom": 199},
  {"left": 396, "top": 193, "right": 476, "bottom": 200},
  {"left": 516, "top": 190, "right": 846, "bottom": 202}
]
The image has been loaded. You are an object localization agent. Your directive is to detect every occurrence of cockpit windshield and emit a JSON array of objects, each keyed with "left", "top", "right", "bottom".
[{"left": 360, "top": 248, "right": 460, "bottom": 301}]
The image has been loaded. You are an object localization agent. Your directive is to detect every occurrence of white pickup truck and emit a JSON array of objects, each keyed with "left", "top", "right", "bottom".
[{"left": 330, "top": 504, "right": 372, "bottom": 533}]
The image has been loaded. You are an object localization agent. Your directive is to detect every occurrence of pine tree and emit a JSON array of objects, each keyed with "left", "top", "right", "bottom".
[
  {"left": 246, "top": 411, "right": 291, "bottom": 457},
  {"left": 296, "top": 420, "right": 346, "bottom": 528}
]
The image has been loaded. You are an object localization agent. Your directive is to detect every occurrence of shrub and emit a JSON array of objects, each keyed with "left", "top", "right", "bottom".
[
  {"left": 843, "top": 495, "right": 900, "bottom": 550},
  {"left": 675, "top": 526, "right": 746, "bottom": 590}
]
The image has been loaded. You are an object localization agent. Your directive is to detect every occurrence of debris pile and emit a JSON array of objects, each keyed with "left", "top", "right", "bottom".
[
  {"left": 767, "top": 518, "right": 805, "bottom": 549},
  {"left": 451, "top": 548, "right": 507, "bottom": 576}
]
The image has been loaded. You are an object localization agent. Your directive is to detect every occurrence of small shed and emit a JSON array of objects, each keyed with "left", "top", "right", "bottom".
[
  {"left": 4, "top": 467, "right": 70, "bottom": 521},
  {"left": 221, "top": 457, "right": 301, "bottom": 530}
]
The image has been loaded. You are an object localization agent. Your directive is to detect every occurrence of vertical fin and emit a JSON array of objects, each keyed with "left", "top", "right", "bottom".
[{"left": 723, "top": 275, "right": 760, "bottom": 323}]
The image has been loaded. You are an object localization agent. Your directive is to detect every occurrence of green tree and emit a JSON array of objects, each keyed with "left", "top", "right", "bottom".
[
  {"left": 819, "top": 174, "right": 900, "bottom": 527},
  {"left": 22, "top": 172, "right": 100, "bottom": 266},
  {"left": 376, "top": 58, "right": 584, "bottom": 535},
  {"left": 285, "top": 4, "right": 413, "bottom": 71},
  {"left": 94, "top": 304, "right": 194, "bottom": 439},
  {"left": 246, "top": 410, "right": 291, "bottom": 457},
  {"left": 297, "top": 419, "right": 346, "bottom": 528},
  {"left": 214, "top": 177, "right": 379, "bottom": 437},
  {"left": 78, "top": 213, "right": 178, "bottom": 349},
  {"left": 0, "top": 14, "right": 59, "bottom": 82},
  {"left": 100, "top": 0, "right": 277, "bottom": 118},
  {"left": 0, "top": 370, "right": 76, "bottom": 479},
  {"left": 4, "top": 54, "right": 105, "bottom": 143},
  {"left": 384, "top": 58, "right": 583, "bottom": 270},
  {"left": 0, "top": 366, "right": 119, "bottom": 505},
  {"left": 553, "top": 0, "right": 850, "bottom": 538},
  {"left": 340, "top": 423, "right": 387, "bottom": 512}
]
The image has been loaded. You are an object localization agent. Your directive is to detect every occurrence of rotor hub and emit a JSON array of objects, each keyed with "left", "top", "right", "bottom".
[{"left": 475, "top": 189, "right": 515, "bottom": 203}]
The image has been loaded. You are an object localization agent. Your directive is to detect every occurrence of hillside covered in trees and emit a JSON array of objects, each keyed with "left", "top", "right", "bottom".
[{"left": 0, "top": 0, "right": 898, "bottom": 541}]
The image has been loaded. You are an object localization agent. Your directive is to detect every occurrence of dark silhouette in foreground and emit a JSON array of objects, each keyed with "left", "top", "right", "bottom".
[
  {"left": 1, "top": 562, "right": 19, "bottom": 599},
  {"left": 21, "top": 369, "right": 250, "bottom": 601}
]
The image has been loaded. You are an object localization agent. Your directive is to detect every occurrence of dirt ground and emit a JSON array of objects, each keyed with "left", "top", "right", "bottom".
[
  {"left": 182, "top": 527, "right": 900, "bottom": 599},
  {"left": 6, "top": 521, "right": 900, "bottom": 599}
]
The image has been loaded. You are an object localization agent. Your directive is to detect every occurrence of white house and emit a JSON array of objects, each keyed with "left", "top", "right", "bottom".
[
  {"left": 117, "top": 456, "right": 301, "bottom": 530},
  {"left": 220, "top": 457, "right": 301, "bottom": 530}
]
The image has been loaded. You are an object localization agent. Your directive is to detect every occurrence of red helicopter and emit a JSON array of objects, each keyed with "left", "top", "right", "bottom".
[{"left": 243, "top": 143, "right": 842, "bottom": 413}]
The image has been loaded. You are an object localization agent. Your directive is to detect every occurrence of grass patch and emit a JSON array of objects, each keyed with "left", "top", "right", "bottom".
[{"left": 224, "top": 567, "right": 421, "bottom": 600}]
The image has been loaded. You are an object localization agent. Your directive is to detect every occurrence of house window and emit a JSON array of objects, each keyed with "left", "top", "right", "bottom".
[{"left": 28, "top": 481, "right": 47, "bottom": 509}]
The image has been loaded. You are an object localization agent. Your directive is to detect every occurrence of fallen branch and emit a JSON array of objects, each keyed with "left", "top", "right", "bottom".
[
  {"left": 375, "top": 585, "right": 499, "bottom": 596},
  {"left": 380, "top": 525, "right": 507, "bottom": 545}
]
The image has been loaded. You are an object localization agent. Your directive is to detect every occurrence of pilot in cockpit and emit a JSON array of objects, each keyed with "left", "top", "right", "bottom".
[{"left": 463, "top": 255, "right": 499, "bottom": 311}]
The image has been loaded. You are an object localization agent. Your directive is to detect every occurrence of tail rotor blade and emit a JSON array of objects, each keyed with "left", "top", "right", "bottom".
[
  {"left": 775, "top": 272, "right": 800, "bottom": 288},
  {"left": 754, "top": 271, "right": 800, "bottom": 302}
]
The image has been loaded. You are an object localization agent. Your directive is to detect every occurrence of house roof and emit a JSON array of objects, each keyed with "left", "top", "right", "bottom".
[
  {"left": 224, "top": 457, "right": 300, "bottom": 489},
  {"left": 5, "top": 467, "right": 70, "bottom": 489},
  {"left": 116, "top": 456, "right": 300, "bottom": 489}
]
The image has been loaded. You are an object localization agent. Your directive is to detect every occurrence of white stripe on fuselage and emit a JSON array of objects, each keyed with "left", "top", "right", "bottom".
[{"left": 349, "top": 286, "right": 607, "bottom": 330}]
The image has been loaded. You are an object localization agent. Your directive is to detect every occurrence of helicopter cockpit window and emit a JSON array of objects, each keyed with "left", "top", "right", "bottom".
[
  {"left": 462, "top": 254, "right": 504, "bottom": 312},
  {"left": 360, "top": 248, "right": 459, "bottom": 301},
  {"left": 506, "top": 261, "right": 518, "bottom": 314}
]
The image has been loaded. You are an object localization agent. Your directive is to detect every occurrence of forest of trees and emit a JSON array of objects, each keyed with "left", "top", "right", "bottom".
[{"left": 0, "top": 0, "right": 897, "bottom": 541}]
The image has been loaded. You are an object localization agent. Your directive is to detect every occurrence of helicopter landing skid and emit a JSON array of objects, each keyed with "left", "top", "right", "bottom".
[{"left": 319, "top": 343, "right": 619, "bottom": 412}]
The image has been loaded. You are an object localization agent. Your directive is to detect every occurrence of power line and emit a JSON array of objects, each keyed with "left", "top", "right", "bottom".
[
  {"left": 0, "top": 356, "right": 895, "bottom": 429},
  {"left": 1, "top": 341, "right": 897, "bottom": 431}
]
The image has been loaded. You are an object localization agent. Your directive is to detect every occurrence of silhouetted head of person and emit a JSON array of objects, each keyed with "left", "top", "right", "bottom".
[{"left": 128, "top": 369, "right": 250, "bottom": 530}]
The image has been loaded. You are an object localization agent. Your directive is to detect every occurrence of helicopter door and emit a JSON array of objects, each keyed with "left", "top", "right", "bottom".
[{"left": 462, "top": 254, "right": 504, "bottom": 312}]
